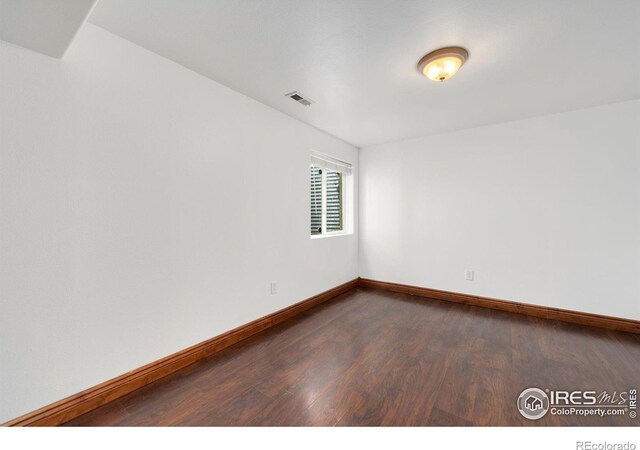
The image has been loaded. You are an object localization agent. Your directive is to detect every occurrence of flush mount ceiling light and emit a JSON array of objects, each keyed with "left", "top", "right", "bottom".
[{"left": 417, "top": 47, "right": 469, "bottom": 82}]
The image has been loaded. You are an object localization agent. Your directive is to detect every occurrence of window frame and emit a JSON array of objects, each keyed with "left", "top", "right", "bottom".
[{"left": 309, "top": 154, "right": 353, "bottom": 239}]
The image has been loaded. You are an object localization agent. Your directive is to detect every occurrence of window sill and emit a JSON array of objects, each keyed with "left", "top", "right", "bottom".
[{"left": 310, "top": 232, "right": 353, "bottom": 240}]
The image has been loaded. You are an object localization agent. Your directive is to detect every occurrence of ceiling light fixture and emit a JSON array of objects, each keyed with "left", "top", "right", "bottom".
[{"left": 417, "top": 47, "right": 468, "bottom": 82}]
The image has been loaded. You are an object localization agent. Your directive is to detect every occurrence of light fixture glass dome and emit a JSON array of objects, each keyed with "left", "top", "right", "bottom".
[{"left": 418, "top": 47, "right": 468, "bottom": 82}]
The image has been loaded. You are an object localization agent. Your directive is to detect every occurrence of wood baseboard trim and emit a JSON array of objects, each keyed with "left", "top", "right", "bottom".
[
  {"left": 3, "top": 278, "right": 359, "bottom": 427},
  {"left": 359, "top": 278, "right": 640, "bottom": 335}
]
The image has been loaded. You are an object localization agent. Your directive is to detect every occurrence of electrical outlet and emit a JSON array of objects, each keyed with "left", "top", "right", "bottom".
[
  {"left": 270, "top": 281, "right": 278, "bottom": 295},
  {"left": 465, "top": 270, "right": 474, "bottom": 281}
]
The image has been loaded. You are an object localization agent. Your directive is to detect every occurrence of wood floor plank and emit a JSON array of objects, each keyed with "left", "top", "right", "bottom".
[{"left": 65, "top": 287, "right": 640, "bottom": 426}]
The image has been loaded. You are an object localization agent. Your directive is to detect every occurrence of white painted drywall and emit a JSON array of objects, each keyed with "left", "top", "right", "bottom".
[
  {"left": 0, "top": 0, "right": 97, "bottom": 58},
  {"left": 0, "top": 24, "right": 358, "bottom": 422},
  {"left": 360, "top": 100, "right": 640, "bottom": 320}
]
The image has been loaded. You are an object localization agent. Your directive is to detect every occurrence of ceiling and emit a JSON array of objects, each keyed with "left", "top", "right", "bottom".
[
  {"left": 83, "top": 0, "right": 640, "bottom": 147},
  {"left": 0, "top": 0, "right": 97, "bottom": 58}
]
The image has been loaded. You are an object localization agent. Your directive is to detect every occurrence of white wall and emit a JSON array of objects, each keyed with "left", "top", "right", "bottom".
[
  {"left": 0, "top": 24, "right": 358, "bottom": 422},
  {"left": 360, "top": 100, "right": 640, "bottom": 320}
]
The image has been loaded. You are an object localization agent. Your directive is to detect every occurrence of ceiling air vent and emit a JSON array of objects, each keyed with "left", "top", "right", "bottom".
[{"left": 285, "top": 91, "right": 314, "bottom": 106}]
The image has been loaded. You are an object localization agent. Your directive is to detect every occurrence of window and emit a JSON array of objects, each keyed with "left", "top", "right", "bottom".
[{"left": 310, "top": 152, "right": 352, "bottom": 237}]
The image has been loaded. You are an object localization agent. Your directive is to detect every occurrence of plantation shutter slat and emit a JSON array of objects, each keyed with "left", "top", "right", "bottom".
[
  {"left": 310, "top": 165, "right": 322, "bottom": 235},
  {"left": 325, "top": 170, "right": 342, "bottom": 231}
]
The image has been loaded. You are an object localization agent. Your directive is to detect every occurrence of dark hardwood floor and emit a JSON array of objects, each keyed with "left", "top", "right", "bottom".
[{"left": 65, "top": 287, "right": 640, "bottom": 426}]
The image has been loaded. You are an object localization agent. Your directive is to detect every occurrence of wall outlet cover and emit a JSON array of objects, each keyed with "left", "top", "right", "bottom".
[{"left": 465, "top": 270, "right": 474, "bottom": 281}]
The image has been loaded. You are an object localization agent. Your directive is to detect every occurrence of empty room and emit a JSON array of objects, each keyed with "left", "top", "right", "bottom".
[{"left": 1, "top": 0, "right": 639, "bottom": 446}]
